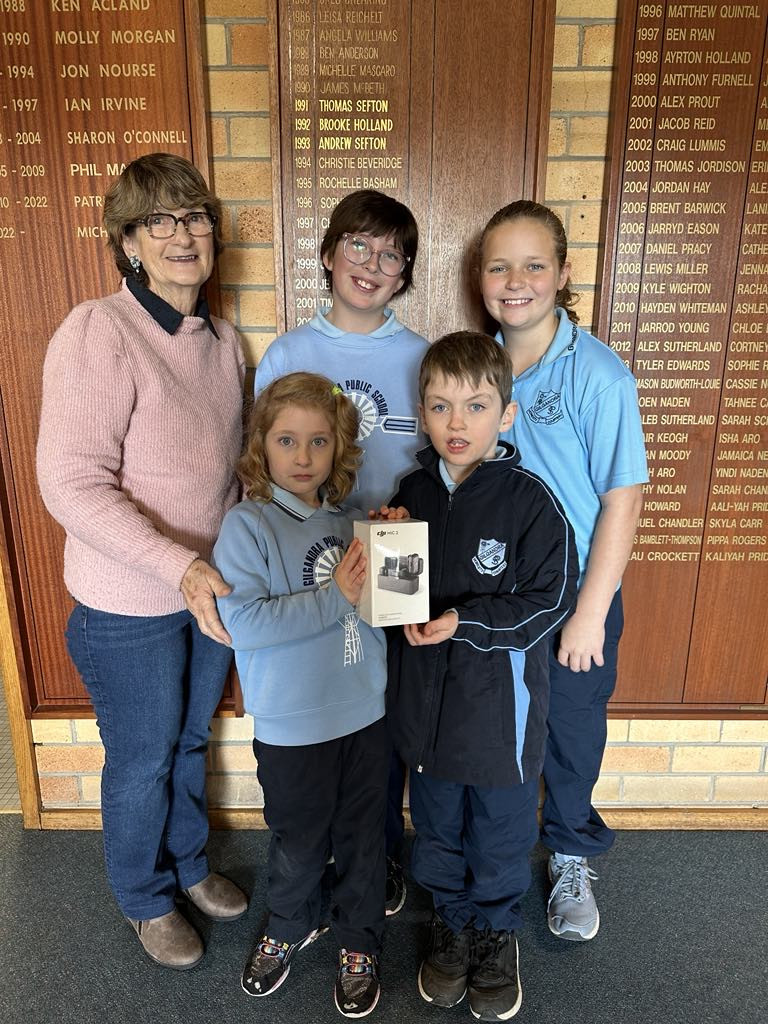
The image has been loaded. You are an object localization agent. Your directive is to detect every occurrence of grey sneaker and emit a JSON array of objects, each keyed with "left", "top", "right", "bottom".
[{"left": 547, "top": 854, "right": 600, "bottom": 941}]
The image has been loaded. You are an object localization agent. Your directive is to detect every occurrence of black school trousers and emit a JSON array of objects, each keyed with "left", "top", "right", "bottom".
[{"left": 254, "top": 716, "right": 389, "bottom": 954}]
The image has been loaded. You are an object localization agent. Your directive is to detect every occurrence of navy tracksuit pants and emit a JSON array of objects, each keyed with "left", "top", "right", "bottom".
[
  {"left": 540, "top": 590, "right": 624, "bottom": 857},
  {"left": 408, "top": 772, "right": 540, "bottom": 934}
]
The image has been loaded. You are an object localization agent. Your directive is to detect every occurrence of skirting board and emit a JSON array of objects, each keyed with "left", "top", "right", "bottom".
[{"left": 36, "top": 806, "right": 768, "bottom": 831}]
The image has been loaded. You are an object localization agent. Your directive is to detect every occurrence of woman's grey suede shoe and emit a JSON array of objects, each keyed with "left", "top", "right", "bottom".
[
  {"left": 128, "top": 909, "right": 204, "bottom": 969},
  {"left": 182, "top": 872, "right": 248, "bottom": 921}
]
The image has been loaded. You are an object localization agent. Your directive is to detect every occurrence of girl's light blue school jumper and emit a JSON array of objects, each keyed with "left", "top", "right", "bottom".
[
  {"left": 212, "top": 485, "right": 386, "bottom": 747},
  {"left": 499, "top": 307, "right": 648, "bottom": 580},
  {"left": 255, "top": 306, "right": 429, "bottom": 514}
]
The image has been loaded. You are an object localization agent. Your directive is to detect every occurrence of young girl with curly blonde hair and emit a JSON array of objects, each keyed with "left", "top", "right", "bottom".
[{"left": 213, "top": 371, "right": 390, "bottom": 1017}]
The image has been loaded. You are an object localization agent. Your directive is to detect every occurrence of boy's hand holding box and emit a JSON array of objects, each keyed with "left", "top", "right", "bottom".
[{"left": 353, "top": 518, "right": 430, "bottom": 627}]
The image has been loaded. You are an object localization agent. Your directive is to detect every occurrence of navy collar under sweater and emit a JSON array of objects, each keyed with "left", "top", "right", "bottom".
[
  {"left": 125, "top": 275, "right": 219, "bottom": 338},
  {"left": 268, "top": 483, "right": 344, "bottom": 522}
]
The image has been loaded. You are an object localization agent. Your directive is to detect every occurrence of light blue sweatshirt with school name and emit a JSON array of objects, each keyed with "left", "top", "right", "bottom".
[
  {"left": 212, "top": 485, "right": 387, "bottom": 746},
  {"left": 255, "top": 306, "right": 429, "bottom": 514}
]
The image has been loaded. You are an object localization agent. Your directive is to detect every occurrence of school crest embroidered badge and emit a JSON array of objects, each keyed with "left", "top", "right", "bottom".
[
  {"left": 527, "top": 389, "right": 563, "bottom": 425},
  {"left": 472, "top": 538, "right": 508, "bottom": 577}
]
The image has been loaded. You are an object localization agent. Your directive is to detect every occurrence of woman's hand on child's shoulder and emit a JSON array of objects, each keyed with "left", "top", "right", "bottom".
[
  {"left": 368, "top": 505, "right": 409, "bottom": 521},
  {"left": 404, "top": 611, "right": 458, "bottom": 647},
  {"left": 334, "top": 537, "right": 367, "bottom": 606}
]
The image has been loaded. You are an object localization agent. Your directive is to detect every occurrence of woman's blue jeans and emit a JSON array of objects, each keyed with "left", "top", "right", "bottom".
[{"left": 66, "top": 603, "right": 233, "bottom": 920}]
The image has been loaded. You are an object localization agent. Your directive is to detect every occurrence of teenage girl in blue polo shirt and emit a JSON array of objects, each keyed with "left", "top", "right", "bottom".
[{"left": 478, "top": 201, "right": 648, "bottom": 944}]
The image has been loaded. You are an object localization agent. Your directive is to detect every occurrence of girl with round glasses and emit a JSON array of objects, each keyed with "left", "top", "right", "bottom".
[
  {"left": 256, "top": 189, "right": 425, "bottom": 519},
  {"left": 341, "top": 233, "right": 409, "bottom": 277},
  {"left": 255, "top": 188, "right": 428, "bottom": 923}
]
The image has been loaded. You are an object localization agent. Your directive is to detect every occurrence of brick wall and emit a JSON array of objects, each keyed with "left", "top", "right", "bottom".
[
  {"left": 547, "top": 2, "right": 617, "bottom": 330},
  {"left": 32, "top": 713, "right": 768, "bottom": 812},
  {"left": 204, "top": 0, "right": 276, "bottom": 367},
  {"left": 29, "top": 0, "right": 768, "bottom": 813}
]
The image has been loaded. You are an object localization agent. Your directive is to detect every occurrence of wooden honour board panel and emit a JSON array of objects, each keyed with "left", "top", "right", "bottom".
[
  {"left": 273, "top": 0, "right": 554, "bottom": 342},
  {"left": 0, "top": 0, "right": 211, "bottom": 709},
  {"left": 598, "top": 1, "right": 768, "bottom": 709}
]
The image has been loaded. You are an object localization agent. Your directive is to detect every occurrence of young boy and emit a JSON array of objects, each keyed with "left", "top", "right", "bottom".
[
  {"left": 255, "top": 189, "right": 429, "bottom": 913},
  {"left": 386, "top": 332, "right": 579, "bottom": 1021}
]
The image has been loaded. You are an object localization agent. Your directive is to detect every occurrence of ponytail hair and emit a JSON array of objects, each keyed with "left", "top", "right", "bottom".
[{"left": 479, "top": 200, "right": 579, "bottom": 323}]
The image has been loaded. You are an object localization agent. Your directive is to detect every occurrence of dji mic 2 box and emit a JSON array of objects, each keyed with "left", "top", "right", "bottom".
[{"left": 353, "top": 518, "right": 430, "bottom": 627}]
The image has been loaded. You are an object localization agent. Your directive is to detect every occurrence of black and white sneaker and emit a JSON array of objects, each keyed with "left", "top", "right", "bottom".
[
  {"left": 241, "top": 929, "right": 323, "bottom": 997},
  {"left": 418, "top": 914, "right": 472, "bottom": 1007},
  {"left": 334, "top": 949, "right": 381, "bottom": 1018},
  {"left": 468, "top": 929, "right": 521, "bottom": 1021},
  {"left": 385, "top": 857, "right": 406, "bottom": 916}
]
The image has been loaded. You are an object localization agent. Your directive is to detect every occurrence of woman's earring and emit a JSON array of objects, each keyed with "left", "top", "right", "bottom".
[{"left": 129, "top": 254, "right": 141, "bottom": 274}]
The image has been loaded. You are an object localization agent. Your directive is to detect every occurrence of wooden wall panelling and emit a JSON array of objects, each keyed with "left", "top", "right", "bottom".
[
  {"left": 685, "top": 81, "right": 768, "bottom": 703},
  {"left": 275, "top": 0, "right": 555, "bottom": 341},
  {"left": 421, "top": 1, "right": 539, "bottom": 340},
  {"left": 597, "top": 0, "right": 768, "bottom": 709},
  {"left": 0, "top": 0, "right": 213, "bottom": 710}
]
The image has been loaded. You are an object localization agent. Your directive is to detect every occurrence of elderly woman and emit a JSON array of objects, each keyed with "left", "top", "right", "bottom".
[{"left": 37, "top": 153, "right": 247, "bottom": 969}]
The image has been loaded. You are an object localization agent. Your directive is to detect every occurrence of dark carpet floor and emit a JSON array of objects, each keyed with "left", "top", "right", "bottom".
[{"left": 0, "top": 817, "right": 765, "bottom": 1024}]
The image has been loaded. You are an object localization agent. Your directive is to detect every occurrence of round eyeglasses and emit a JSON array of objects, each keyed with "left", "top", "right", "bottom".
[
  {"left": 136, "top": 212, "right": 217, "bottom": 239},
  {"left": 342, "top": 234, "right": 409, "bottom": 277}
]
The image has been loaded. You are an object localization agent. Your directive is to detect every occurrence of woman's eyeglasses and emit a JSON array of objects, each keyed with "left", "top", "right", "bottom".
[{"left": 136, "top": 212, "right": 217, "bottom": 238}]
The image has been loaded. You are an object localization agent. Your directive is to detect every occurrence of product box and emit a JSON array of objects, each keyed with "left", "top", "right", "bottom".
[{"left": 353, "top": 518, "right": 430, "bottom": 627}]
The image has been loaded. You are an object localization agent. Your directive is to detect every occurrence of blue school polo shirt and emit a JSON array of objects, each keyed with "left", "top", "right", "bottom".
[{"left": 499, "top": 308, "right": 648, "bottom": 581}]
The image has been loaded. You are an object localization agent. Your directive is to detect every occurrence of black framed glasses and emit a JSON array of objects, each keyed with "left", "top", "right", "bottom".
[
  {"left": 136, "top": 212, "right": 217, "bottom": 239},
  {"left": 342, "top": 234, "right": 409, "bottom": 277}
]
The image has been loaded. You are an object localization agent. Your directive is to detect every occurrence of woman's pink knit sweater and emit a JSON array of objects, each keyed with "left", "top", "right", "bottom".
[{"left": 37, "top": 283, "right": 245, "bottom": 616}]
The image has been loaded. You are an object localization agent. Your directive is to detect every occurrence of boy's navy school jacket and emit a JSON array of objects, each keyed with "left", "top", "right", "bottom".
[{"left": 387, "top": 441, "right": 579, "bottom": 788}]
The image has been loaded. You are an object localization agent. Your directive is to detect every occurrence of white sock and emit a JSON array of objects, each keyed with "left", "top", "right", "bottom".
[{"left": 552, "top": 852, "right": 582, "bottom": 867}]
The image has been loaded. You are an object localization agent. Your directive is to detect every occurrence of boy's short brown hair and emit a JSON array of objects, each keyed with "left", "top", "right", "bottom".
[
  {"left": 320, "top": 189, "right": 418, "bottom": 295},
  {"left": 419, "top": 332, "right": 514, "bottom": 410}
]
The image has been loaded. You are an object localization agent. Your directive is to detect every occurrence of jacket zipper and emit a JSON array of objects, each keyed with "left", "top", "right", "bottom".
[{"left": 416, "top": 489, "right": 454, "bottom": 772}]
